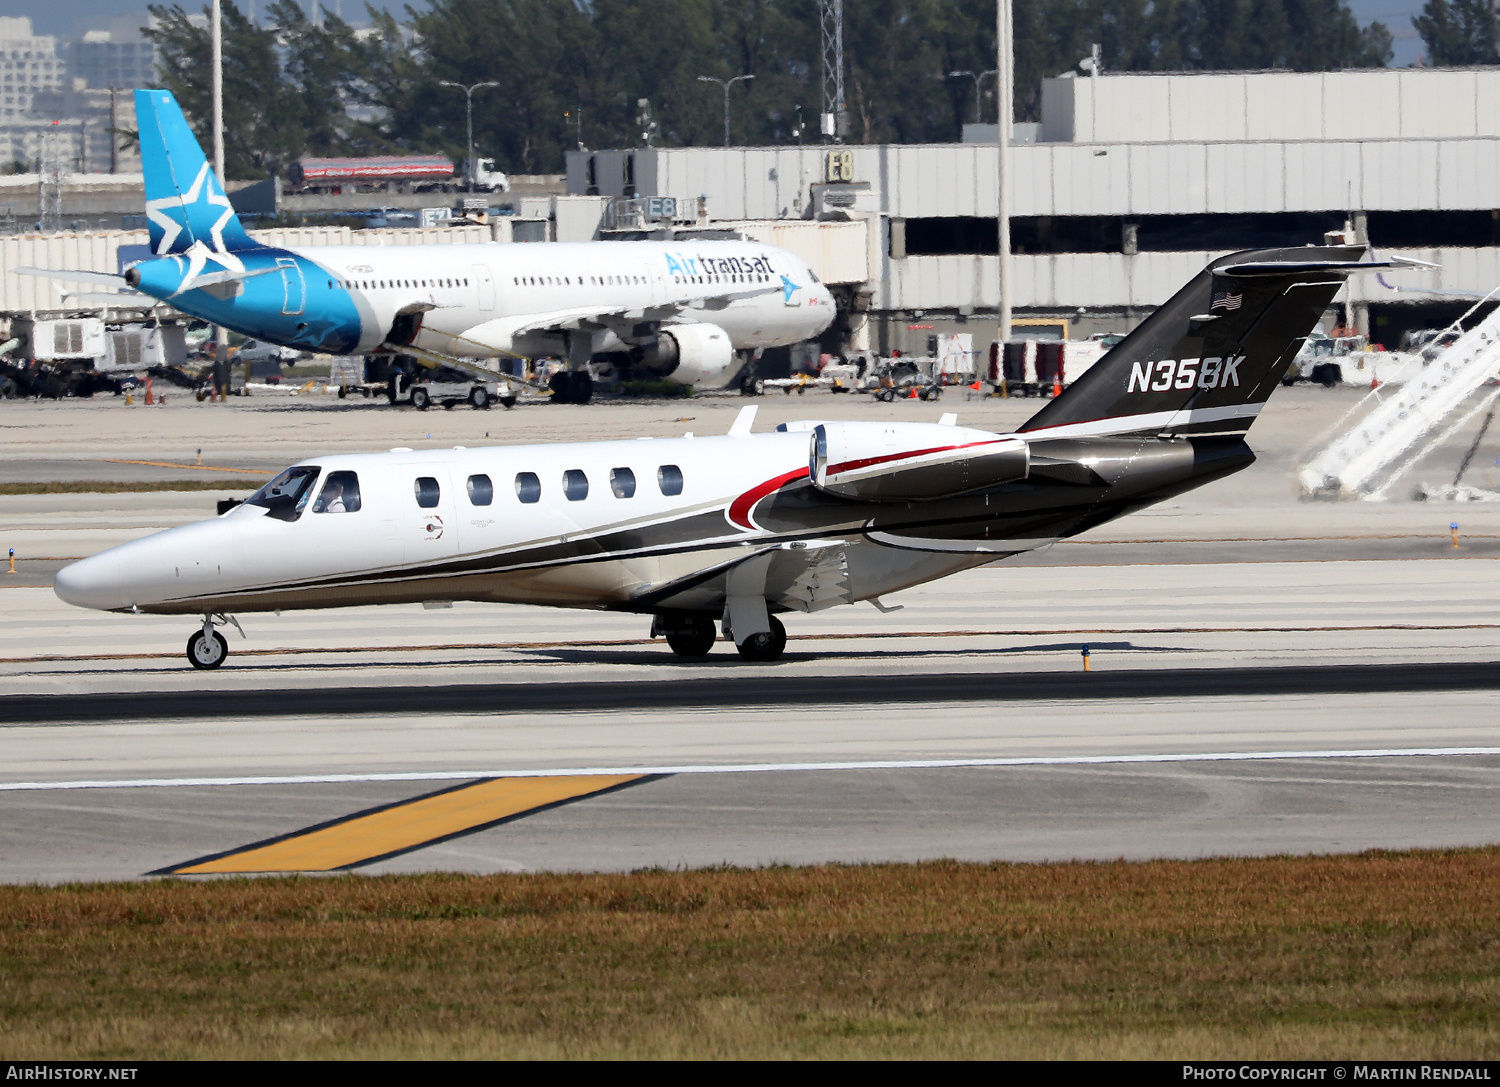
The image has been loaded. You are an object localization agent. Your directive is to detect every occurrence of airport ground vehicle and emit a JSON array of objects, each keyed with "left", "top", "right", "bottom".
[
  {"left": 288, "top": 155, "right": 456, "bottom": 194},
  {"left": 387, "top": 364, "right": 513, "bottom": 410}
]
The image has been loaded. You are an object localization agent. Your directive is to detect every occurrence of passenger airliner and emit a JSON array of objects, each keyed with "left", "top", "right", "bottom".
[
  {"left": 20, "top": 90, "right": 836, "bottom": 401},
  {"left": 53, "top": 241, "right": 1397, "bottom": 668}
]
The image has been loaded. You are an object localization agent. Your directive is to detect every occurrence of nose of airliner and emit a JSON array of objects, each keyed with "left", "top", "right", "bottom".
[{"left": 54, "top": 549, "right": 128, "bottom": 611}]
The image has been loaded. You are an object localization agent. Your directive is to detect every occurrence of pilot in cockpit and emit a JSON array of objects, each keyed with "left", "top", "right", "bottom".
[{"left": 312, "top": 471, "right": 361, "bottom": 514}]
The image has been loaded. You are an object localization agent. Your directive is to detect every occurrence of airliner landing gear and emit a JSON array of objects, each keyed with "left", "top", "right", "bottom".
[
  {"left": 735, "top": 615, "right": 786, "bottom": 662},
  {"left": 186, "top": 614, "right": 240, "bottom": 670},
  {"left": 549, "top": 370, "right": 593, "bottom": 405},
  {"left": 651, "top": 615, "right": 717, "bottom": 657}
]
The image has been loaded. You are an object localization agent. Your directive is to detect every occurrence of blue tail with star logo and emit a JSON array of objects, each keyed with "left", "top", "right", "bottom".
[{"left": 134, "top": 89, "right": 254, "bottom": 258}]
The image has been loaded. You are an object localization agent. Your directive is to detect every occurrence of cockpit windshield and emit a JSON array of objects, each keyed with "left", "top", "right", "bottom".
[{"left": 245, "top": 465, "right": 320, "bottom": 522}]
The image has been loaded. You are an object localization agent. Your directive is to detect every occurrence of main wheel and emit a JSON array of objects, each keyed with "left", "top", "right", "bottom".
[
  {"left": 411, "top": 386, "right": 430, "bottom": 410},
  {"left": 470, "top": 386, "right": 490, "bottom": 410},
  {"left": 187, "top": 629, "right": 228, "bottom": 670},
  {"left": 665, "top": 617, "right": 717, "bottom": 658},
  {"left": 735, "top": 614, "right": 787, "bottom": 662},
  {"left": 570, "top": 371, "right": 593, "bottom": 405}
]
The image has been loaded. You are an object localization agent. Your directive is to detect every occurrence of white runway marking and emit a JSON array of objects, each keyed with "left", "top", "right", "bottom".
[{"left": 5, "top": 746, "right": 1500, "bottom": 792}]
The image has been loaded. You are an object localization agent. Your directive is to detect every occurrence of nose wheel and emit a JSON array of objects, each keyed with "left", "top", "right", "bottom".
[
  {"left": 187, "top": 628, "right": 228, "bottom": 670},
  {"left": 186, "top": 613, "right": 242, "bottom": 670}
]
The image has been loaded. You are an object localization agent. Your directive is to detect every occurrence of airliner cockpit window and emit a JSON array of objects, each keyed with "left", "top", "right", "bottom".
[
  {"left": 312, "top": 471, "right": 361, "bottom": 514},
  {"left": 245, "top": 465, "right": 320, "bottom": 522}
]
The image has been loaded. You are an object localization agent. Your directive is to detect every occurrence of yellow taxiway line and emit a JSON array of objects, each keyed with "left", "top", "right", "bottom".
[
  {"left": 163, "top": 774, "right": 648, "bottom": 874},
  {"left": 99, "top": 458, "right": 273, "bottom": 475}
]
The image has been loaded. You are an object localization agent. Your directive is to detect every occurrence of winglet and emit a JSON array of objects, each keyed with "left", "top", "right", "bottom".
[
  {"left": 728, "top": 405, "right": 758, "bottom": 437},
  {"left": 134, "top": 89, "right": 253, "bottom": 257}
]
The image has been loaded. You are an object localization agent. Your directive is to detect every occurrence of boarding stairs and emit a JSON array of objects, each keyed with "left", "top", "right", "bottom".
[{"left": 1298, "top": 296, "right": 1500, "bottom": 498}]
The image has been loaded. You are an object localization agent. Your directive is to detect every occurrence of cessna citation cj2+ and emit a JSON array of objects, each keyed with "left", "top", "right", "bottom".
[
  {"left": 54, "top": 243, "right": 1402, "bottom": 669},
  {"left": 17, "top": 90, "right": 835, "bottom": 400}
]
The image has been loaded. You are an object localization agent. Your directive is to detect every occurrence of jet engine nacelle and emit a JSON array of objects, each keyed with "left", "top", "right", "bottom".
[
  {"left": 634, "top": 323, "right": 737, "bottom": 388},
  {"left": 809, "top": 421, "right": 1030, "bottom": 501}
]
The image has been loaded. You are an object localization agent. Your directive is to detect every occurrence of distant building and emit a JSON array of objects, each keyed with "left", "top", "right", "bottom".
[
  {"left": 0, "top": 15, "right": 151, "bottom": 175},
  {"left": 65, "top": 26, "right": 157, "bottom": 93},
  {"left": 568, "top": 67, "right": 1500, "bottom": 354},
  {"left": 0, "top": 16, "right": 64, "bottom": 122}
]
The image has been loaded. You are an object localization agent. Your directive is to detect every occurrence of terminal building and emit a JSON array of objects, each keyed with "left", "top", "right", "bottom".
[{"left": 566, "top": 67, "right": 1500, "bottom": 355}]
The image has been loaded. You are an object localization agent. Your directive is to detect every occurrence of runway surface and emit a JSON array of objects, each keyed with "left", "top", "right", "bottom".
[{"left": 2, "top": 391, "right": 1500, "bottom": 883}]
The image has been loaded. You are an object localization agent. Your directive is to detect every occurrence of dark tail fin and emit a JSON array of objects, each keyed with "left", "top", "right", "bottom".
[{"left": 1019, "top": 244, "right": 1369, "bottom": 439}]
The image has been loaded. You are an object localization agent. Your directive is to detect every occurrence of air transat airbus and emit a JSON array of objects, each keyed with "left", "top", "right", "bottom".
[
  {"left": 20, "top": 90, "right": 835, "bottom": 400},
  {"left": 52, "top": 217, "right": 1396, "bottom": 665}
]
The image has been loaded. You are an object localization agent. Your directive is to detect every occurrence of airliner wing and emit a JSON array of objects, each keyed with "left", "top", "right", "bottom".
[{"left": 447, "top": 284, "right": 782, "bottom": 352}]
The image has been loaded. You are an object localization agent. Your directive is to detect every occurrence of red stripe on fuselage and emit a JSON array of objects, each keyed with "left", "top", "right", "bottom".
[
  {"left": 727, "top": 466, "right": 810, "bottom": 530},
  {"left": 825, "top": 439, "right": 1005, "bottom": 477}
]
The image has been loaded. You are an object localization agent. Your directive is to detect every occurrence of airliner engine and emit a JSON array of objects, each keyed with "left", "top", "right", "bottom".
[
  {"left": 809, "top": 421, "right": 1030, "bottom": 501},
  {"left": 632, "top": 323, "right": 738, "bottom": 388}
]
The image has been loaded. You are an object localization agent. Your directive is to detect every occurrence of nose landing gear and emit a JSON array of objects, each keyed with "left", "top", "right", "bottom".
[{"left": 187, "top": 613, "right": 242, "bottom": 670}]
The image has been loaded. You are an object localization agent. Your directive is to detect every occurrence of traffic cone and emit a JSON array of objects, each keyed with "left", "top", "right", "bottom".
[
  {"left": 969, "top": 379, "right": 981, "bottom": 391},
  {"left": 907, "top": 387, "right": 919, "bottom": 399},
  {"left": 1052, "top": 376, "right": 1062, "bottom": 398},
  {"left": 144, "top": 376, "right": 154, "bottom": 405}
]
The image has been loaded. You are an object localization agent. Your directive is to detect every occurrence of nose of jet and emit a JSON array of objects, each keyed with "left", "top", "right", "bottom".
[{"left": 54, "top": 550, "right": 128, "bottom": 612}]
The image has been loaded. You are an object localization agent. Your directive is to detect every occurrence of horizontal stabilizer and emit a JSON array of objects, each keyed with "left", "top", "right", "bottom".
[
  {"left": 177, "top": 265, "right": 281, "bottom": 293},
  {"left": 12, "top": 266, "right": 124, "bottom": 286},
  {"left": 810, "top": 421, "right": 1029, "bottom": 501}
]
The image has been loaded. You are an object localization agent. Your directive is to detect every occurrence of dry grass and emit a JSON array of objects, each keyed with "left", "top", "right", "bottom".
[
  {"left": 0, "top": 480, "right": 262, "bottom": 495},
  {"left": 3, "top": 851, "right": 1500, "bottom": 1059}
]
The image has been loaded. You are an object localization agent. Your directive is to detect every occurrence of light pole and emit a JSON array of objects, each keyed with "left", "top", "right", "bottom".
[
  {"left": 948, "top": 68, "right": 998, "bottom": 125},
  {"left": 438, "top": 80, "right": 500, "bottom": 191},
  {"left": 696, "top": 74, "right": 755, "bottom": 148},
  {"left": 996, "top": 0, "right": 1013, "bottom": 342}
]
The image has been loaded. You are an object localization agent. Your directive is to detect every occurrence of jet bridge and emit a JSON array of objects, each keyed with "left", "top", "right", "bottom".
[{"left": 1299, "top": 291, "right": 1500, "bottom": 499}]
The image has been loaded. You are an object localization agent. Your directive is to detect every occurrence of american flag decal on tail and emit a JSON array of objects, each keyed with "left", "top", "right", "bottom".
[{"left": 1210, "top": 290, "right": 1243, "bottom": 311}]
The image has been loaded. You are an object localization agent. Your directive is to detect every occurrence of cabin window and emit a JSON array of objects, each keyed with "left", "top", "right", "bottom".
[
  {"left": 466, "top": 473, "right": 494, "bottom": 506},
  {"left": 414, "top": 476, "right": 441, "bottom": 509},
  {"left": 563, "top": 469, "right": 589, "bottom": 502},
  {"left": 515, "top": 472, "right": 541, "bottom": 504},
  {"left": 657, "top": 464, "right": 684, "bottom": 496},
  {"left": 609, "top": 467, "right": 636, "bottom": 499},
  {"left": 312, "top": 470, "right": 361, "bottom": 513},
  {"left": 245, "top": 465, "right": 320, "bottom": 523}
]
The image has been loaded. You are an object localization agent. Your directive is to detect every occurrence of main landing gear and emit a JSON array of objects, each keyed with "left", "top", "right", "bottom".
[
  {"left": 649, "top": 613, "right": 787, "bottom": 662},
  {"left": 187, "top": 613, "right": 241, "bottom": 670},
  {"left": 733, "top": 615, "right": 786, "bottom": 662}
]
